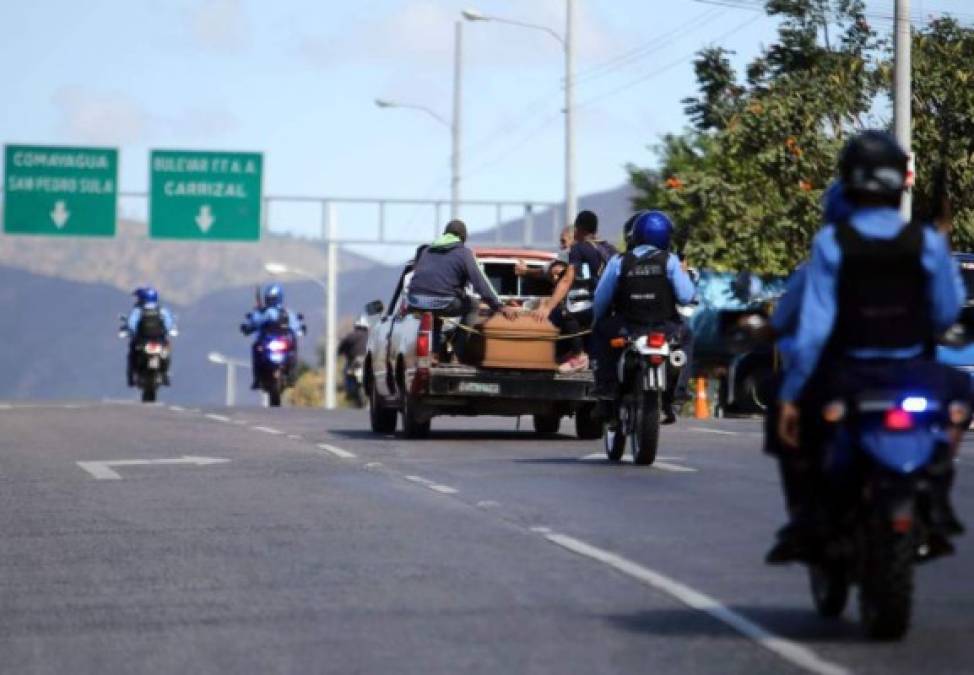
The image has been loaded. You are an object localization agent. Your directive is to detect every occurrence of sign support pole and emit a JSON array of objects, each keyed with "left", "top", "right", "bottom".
[{"left": 324, "top": 201, "right": 338, "bottom": 410}]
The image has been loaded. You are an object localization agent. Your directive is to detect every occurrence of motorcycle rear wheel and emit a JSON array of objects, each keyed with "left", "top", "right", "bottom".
[
  {"left": 632, "top": 390, "right": 660, "bottom": 466},
  {"left": 859, "top": 521, "right": 914, "bottom": 640}
]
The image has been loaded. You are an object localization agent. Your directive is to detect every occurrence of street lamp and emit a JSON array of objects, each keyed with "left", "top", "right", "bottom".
[
  {"left": 463, "top": 1, "right": 576, "bottom": 223},
  {"left": 208, "top": 351, "right": 247, "bottom": 407},
  {"left": 375, "top": 20, "right": 464, "bottom": 220},
  {"left": 263, "top": 261, "right": 337, "bottom": 410}
]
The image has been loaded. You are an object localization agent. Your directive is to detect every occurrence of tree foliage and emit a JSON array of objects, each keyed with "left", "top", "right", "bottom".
[{"left": 627, "top": 2, "right": 974, "bottom": 271}]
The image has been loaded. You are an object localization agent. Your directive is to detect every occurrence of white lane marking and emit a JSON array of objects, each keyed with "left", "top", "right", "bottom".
[
  {"left": 477, "top": 500, "right": 501, "bottom": 509},
  {"left": 252, "top": 425, "right": 284, "bottom": 435},
  {"left": 530, "top": 526, "right": 552, "bottom": 534},
  {"left": 169, "top": 405, "right": 185, "bottom": 412},
  {"left": 579, "top": 453, "right": 697, "bottom": 472},
  {"left": 365, "top": 462, "right": 383, "bottom": 470},
  {"left": 404, "top": 475, "right": 459, "bottom": 495},
  {"left": 317, "top": 443, "right": 357, "bottom": 459},
  {"left": 205, "top": 413, "right": 231, "bottom": 423},
  {"left": 685, "top": 426, "right": 740, "bottom": 436},
  {"left": 77, "top": 456, "right": 230, "bottom": 480},
  {"left": 0, "top": 404, "right": 12, "bottom": 410},
  {"left": 543, "top": 532, "right": 849, "bottom": 675},
  {"left": 287, "top": 434, "right": 303, "bottom": 441}
]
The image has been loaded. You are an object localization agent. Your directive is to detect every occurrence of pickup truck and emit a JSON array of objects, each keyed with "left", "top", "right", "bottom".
[{"left": 363, "top": 248, "right": 601, "bottom": 439}]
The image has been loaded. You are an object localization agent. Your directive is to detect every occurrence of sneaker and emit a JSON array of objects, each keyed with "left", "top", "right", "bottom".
[{"left": 558, "top": 352, "right": 590, "bottom": 373}]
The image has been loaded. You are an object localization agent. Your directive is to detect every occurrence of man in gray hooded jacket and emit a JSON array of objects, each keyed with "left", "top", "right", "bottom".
[{"left": 408, "top": 220, "right": 517, "bottom": 320}]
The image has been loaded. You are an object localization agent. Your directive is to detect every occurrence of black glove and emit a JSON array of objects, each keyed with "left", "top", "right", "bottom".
[{"left": 239, "top": 323, "right": 250, "bottom": 335}]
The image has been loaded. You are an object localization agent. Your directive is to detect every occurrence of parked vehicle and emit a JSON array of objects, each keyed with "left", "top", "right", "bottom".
[
  {"left": 604, "top": 330, "right": 687, "bottom": 465},
  {"left": 364, "top": 248, "right": 600, "bottom": 439}
]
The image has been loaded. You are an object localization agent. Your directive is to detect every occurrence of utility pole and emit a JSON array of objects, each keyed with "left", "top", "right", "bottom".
[
  {"left": 451, "top": 21, "right": 463, "bottom": 220},
  {"left": 894, "top": 0, "right": 912, "bottom": 218},
  {"left": 564, "top": 0, "right": 577, "bottom": 224}
]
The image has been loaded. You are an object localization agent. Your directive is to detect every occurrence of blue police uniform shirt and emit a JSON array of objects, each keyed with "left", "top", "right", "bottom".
[
  {"left": 127, "top": 304, "right": 175, "bottom": 335},
  {"left": 593, "top": 245, "right": 696, "bottom": 323},
  {"left": 779, "top": 207, "right": 964, "bottom": 403},
  {"left": 246, "top": 307, "right": 303, "bottom": 335}
]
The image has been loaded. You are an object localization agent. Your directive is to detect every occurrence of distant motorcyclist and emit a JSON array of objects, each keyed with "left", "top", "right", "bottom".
[
  {"left": 241, "top": 284, "right": 304, "bottom": 389},
  {"left": 592, "top": 210, "right": 696, "bottom": 424},
  {"left": 775, "top": 131, "right": 968, "bottom": 560},
  {"left": 124, "top": 286, "right": 175, "bottom": 387}
]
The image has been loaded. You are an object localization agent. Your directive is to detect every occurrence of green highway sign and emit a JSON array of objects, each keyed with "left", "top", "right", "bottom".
[
  {"left": 149, "top": 150, "right": 262, "bottom": 241},
  {"left": 3, "top": 144, "right": 118, "bottom": 237}
]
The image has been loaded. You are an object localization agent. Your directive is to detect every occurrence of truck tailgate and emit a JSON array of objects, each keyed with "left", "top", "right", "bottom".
[{"left": 427, "top": 364, "right": 595, "bottom": 401}]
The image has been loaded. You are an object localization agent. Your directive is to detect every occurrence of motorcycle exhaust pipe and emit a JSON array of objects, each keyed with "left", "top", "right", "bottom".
[{"left": 669, "top": 350, "right": 687, "bottom": 368}]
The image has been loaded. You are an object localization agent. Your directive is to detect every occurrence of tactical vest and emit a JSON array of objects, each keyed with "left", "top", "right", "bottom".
[
  {"left": 614, "top": 249, "right": 676, "bottom": 327},
  {"left": 832, "top": 219, "right": 930, "bottom": 352},
  {"left": 137, "top": 307, "right": 166, "bottom": 339}
]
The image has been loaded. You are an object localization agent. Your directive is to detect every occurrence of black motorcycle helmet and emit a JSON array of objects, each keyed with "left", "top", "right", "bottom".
[{"left": 838, "top": 131, "right": 908, "bottom": 206}]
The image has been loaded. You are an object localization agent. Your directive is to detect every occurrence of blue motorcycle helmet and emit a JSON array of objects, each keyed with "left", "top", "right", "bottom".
[
  {"left": 134, "top": 286, "right": 159, "bottom": 306},
  {"left": 264, "top": 284, "right": 284, "bottom": 308},
  {"left": 631, "top": 210, "right": 674, "bottom": 250},
  {"left": 822, "top": 180, "right": 853, "bottom": 224}
]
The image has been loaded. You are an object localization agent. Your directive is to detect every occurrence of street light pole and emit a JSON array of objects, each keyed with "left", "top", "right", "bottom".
[
  {"left": 894, "top": 0, "right": 912, "bottom": 219},
  {"left": 464, "top": 1, "right": 577, "bottom": 223},
  {"left": 452, "top": 20, "right": 463, "bottom": 220},
  {"left": 564, "top": 0, "right": 576, "bottom": 224}
]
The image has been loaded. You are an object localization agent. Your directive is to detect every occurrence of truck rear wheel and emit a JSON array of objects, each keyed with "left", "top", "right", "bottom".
[
  {"left": 533, "top": 413, "right": 561, "bottom": 435},
  {"left": 370, "top": 384, "right": 397, "bottom": 434},
  {"left": 575, "top": 404, "right": 602, "bottom": 440},
  {"left": 401, "top": 394, "right": 431, "bottom": 439}
]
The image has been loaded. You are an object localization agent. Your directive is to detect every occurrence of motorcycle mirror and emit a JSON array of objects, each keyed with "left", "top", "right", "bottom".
[
  {"left": 365, "top": 299, "right": 384, "bottom": 316},
  {"left": 297, "top": 313, "right": 305, "bottom": 321},
  {"left": 117, "top": 330, "right": 128, "bottom": 339},
  {"left": 169, "top": 329, "right": 179, "bottom": 338}
]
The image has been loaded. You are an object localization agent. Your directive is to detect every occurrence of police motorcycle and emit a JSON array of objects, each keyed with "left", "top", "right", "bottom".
[
  {"left": 243, "top": 311, "right": 306, "bottom": 407},
  {"left": 118, "top": 312, "right": 177, "bottom": 404},
  {"left": 730, "top": 311, "right": 972, "bottom": 641},
  {"left": 604, "top": 328, "right": 687, "bottom": 465}
]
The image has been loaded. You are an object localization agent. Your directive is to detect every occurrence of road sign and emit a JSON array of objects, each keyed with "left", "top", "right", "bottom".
[
  {"left": 3, "top": 144, "right": 118, "bottom": 237},
  {"left": 149, "top": 150, "right": 262, "bottom": 241}
]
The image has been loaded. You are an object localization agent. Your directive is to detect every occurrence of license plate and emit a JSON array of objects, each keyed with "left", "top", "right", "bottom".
[
  {"left": 458, "top": 381, "right": 500, "bottom": 395},
  {"left": 148, "top": 356, "right": 160, "bottom": 368}
]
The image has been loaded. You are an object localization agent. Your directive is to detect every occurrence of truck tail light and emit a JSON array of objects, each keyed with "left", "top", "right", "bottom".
[{"left": 417, "top": 311, "right": 433, "bottom": 369}]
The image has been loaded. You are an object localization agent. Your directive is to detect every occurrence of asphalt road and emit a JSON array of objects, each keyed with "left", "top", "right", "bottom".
[{"left": 2, "top": 401, "right": 973, "bottom": 674}]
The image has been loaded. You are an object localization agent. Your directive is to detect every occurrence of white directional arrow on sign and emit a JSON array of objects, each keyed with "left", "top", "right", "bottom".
[
  {"left": 50, "top": 200, "right": 70, "bottom": 228},
  {"left": 77, "top": 455, "right": 230, "bottom": 480},
  {"left": 195, "top": 204, "right": 215, "bottom": 233}
]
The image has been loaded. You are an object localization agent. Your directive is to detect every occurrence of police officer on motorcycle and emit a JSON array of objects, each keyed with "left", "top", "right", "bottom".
[
  {"left": 774, "top": 131, "right": 968, "bottom": 561},
  {"left": 592, "top": 210, "right": 696, "bottom": 424},
  {"left": 124, "top": 286, "right": 175, "bottom": 387},
  {"left": 241, "top": 284, "right": 304, "bottom": 390}
]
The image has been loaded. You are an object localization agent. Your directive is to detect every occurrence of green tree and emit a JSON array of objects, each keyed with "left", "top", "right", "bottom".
[
  {"left": 910, "top": 17, "right": 974, "bottom": 250},
  {"left": 630, "top": 0, "right": 886, "bottom": 273}
]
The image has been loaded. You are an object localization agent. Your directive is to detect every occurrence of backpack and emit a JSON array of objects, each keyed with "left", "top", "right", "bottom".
[{"left": 137, "top": 307, "right": 166, "bottom": 339}]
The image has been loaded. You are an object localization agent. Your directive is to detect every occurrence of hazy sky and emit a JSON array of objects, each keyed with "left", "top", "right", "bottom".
[{"left": 1, "top": 0, "right": 970, "bottom": 244}]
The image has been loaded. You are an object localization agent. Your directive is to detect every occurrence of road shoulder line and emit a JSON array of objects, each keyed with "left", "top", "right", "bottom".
[{"left": 543, "top": 531, "right": 850, "bottom": 675}]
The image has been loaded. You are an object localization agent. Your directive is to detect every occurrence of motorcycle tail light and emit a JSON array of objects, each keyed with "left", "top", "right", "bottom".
[
  {"left": 649, "top": 355, "right": 664, "bottom": 365},
  {"left": 648, "top": 332, "right": 666, "bottom": 348},
  {"left": 145, "top": 342, "right": 162, "bottom": 354},
  {"left": 609, "top": 337, "right": 627, "bottom": 349},
  {"left": 268, "top": 339, "right": 288, "bottom": 352},
  {"left": 884, "top": 408, "right": 914, "bottom": 431}
]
